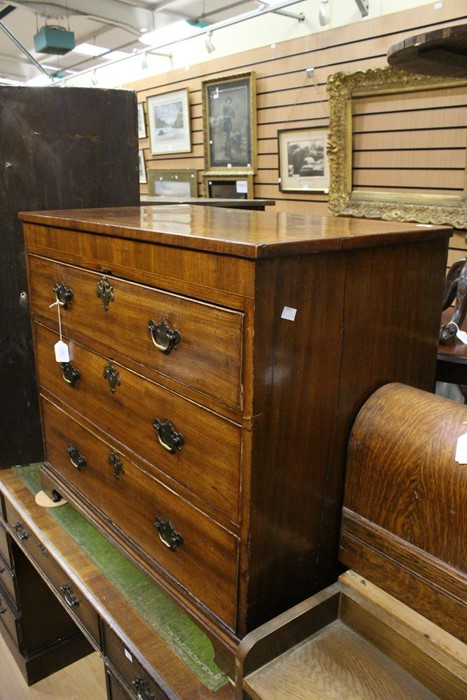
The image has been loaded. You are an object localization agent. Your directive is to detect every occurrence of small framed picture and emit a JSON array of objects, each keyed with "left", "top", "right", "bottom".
[
  {"left": 147, "top": 169, "right": 197, "bottom": 198},
  {"left": 202, "top": 72, "right": 256, "bottom": 174},
  {"left": 203, "top": 173, "right": 253, "bottom": 199},
  {"left": 137, "top": 102, "right": 146, "bottom": 138},
  {"left": 278, "top": 128, "right": 329, "bottom": 193},
  {"left": 147, "top": 88, "right": 191, "bottom": 155},
  {"left": 138, "top": 150, "right": 147, "bottom": 184}
]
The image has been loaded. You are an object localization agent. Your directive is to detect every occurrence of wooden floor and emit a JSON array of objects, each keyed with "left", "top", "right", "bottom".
[{"left": 0, "top": 632, "right": 107, "bottom": 700}]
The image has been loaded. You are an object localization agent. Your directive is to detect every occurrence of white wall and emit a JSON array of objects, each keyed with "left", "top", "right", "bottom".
[{"left": 57, "top": 1, "right": 452, "bottom": 88}]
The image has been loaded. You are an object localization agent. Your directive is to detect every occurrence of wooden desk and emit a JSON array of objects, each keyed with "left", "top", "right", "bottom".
[
  {"left": 140, "top": 197, "right": 275, "bottom": 210},
  {"left": 0, "top": 467, "right": 233, "bottom": 700},
  {"left": 387, "top": 23, "right": 467, "bottom": 78}
]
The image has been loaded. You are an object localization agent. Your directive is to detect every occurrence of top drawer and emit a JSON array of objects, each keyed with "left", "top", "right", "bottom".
[{"left": 28, "top": 255, "right": 244, "bottom": 410}]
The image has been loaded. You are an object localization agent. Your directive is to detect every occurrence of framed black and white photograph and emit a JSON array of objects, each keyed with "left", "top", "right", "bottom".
[
  {"left": 147, "top": 88, "right": 191, "bottom": 155},
  {"left": 138, "top": 150, "right": 147, "bottom": 184},
  {"left": 137, "top": 102, "right": 146, "bottom": 138},
  {"left": 278, "top": 128, "right": 329, "bottom": 193},
  {"left": 147, "top": 169, "right": 197, "bottom": 197},
  {"left": 202, "top": 72, "right": 256, "bottom": 174}
]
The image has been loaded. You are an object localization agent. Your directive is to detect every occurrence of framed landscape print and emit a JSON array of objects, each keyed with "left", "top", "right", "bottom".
[
  {"left": 202, "top": 72, "right": 256, "bottom": 174},
  {"left": 278, "top": 127, "right": 329, "bottom": 193},
  {"left": 137, "top": 102, "right": 146, "bottom": 138},
  {"left": 138, "top": 150, "right": 147, "bottom": 184},
  {"left": 147, "top": 88, "right": 191, "bottom": 155},
  {"left": 147, "top": 169, "right": 197, "bottom": 197}
]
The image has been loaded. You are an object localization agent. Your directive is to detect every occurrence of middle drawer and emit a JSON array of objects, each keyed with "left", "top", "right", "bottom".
[
  {"left": 35, "top": 323, "right": 241, "bottom": 523},
  {"left": 41, "top": 396, "right": 239, "bottom": 630}
]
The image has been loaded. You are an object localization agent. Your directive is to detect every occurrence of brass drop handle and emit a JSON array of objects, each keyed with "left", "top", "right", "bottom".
[
  {"left": 60, "top": 583, "right": 79, "bottom": 607},
  {"left": 61, "top": 361, "right": 80, "bottom": 387},
  {"left": 148, "top": 318, "right": 180, "bottom": 354},
  {"left": 53, "top": 280, "right": 73, "bottom": 309},
  {"left": 153, "top": 418, "right": 184, "bottom": 453},
  {"left": 67, "top": 444, "right": 87, "bottom": 471},
  {"left": 154, "top": 518, "right": 183, "bottom": 551},
  {"left": 13, "top": 522, "right": 28, "bottom": 541},
  {"left": 133, "top": 677, "right": 155, "bottom": 700}
]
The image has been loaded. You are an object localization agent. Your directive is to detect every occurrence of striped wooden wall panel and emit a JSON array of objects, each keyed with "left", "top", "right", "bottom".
[{"left": 128, "top": 0, "right": 467, "bottom": 250}]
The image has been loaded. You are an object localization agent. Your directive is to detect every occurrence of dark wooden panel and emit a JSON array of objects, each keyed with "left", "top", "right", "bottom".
[{"left": 0, "top": 87, "right": 139, "bottom": 467}]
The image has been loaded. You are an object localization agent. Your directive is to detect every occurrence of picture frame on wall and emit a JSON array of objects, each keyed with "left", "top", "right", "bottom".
[
  {"left": 147, "top": 169, "right": 198, "bottom": 198},
  {"left": 137, "top": 102, "right": 146, "bottom": 138},
  {"left": 203, "top": 173, "right": 253, "bottom": 199},
  {"left": 278, "top": 127, "right": 330, "bottom": 193},
  {"left": 138, "top": 150, "right": 147, "bottom": 184},
  {"left": 147, "top": 88, "right": 191, "bottom": 155},
  {"left": 202, "top": 72, "right": 256, "bottom": 174}
]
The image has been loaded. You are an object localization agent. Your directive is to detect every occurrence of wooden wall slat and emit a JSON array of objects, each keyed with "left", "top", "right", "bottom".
[{"left": 353, "top": 130, "right": 467, "bottom": 150}]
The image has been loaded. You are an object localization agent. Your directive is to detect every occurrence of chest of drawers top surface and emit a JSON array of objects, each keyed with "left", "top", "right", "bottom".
[{"left": 19, "top": 204, "right": 451, "bottom": 257}]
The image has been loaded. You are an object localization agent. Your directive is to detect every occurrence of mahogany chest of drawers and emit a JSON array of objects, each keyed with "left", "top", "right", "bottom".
[{"left": 21, "top": 204, "right": 450, "bottom": 668}]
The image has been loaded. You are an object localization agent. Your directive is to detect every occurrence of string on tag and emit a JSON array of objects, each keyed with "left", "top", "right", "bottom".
[
  {"left": 50, "top": 299, "right": 69, "bottom": 363},
  {"left": 49, "top": 299, "right": 64, "bottom": 342}
]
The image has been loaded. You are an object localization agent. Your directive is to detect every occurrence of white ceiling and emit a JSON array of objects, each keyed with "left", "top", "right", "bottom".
[{"left": 0, "top": 1, "right": 262, "bottom": 84}]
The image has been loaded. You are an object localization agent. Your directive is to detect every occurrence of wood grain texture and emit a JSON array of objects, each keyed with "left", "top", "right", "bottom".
[{"left": 341, "top": 382, "right": 467, "bottom": 642}]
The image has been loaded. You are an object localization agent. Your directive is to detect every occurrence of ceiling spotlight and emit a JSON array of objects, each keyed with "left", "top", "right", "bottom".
[
  {"left": 205, "top": 31, "right": 215, "bottom": 54},
  {"left": 354, "top": 0, "right": 369, "bottom": 17},
  {"left": 319, "top": 1, "right": 330, "bottom": 27}
]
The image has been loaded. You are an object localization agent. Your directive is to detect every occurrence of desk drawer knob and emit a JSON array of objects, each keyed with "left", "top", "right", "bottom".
[
  {"left": 153, "top": 418, "right": 184, "bottom": 453},
  {"left": 67, "top": 444, "right": 87, "bottom": 471},
  {"left": 53, "top": 281, "right": 73, "bottom": 309},
  {"left": 154, "top": 518, "right": 183, "bottom": 551},
  {"left": 60, "top": 361, "right": 81, "bottom": 387},
  {"left": 60, "top": 583, "right": 79, "bottom": 607},
  {"left": 148, "top": 318, "right": 180, "bottom": 354},
  {"left": 133, "top": 677, "right": 155, "bottom": 700},
  {"left": 13, "top": 523, "right": 28, "bottom": 541}
]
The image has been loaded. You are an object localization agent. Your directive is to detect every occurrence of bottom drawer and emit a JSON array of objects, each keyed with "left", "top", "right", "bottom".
[
  {"left": 42, "top": 396, "right": 239, "bottom": 629},
  {"left": 4, "top": 498, "right": 101, "bottom": 648},
  {"left": 0, "top": 588, "right": 20, "bottom": 645}
]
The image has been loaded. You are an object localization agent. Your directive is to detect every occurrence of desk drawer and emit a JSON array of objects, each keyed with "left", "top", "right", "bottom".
[
  {"left": 28, "top": 255, "right": 244, "bottom": 410},
  {"left": 4, "top": 499, "right": 101, "bottom": 648},
  {"left": 0, "top": 553, "right": 16, "bottom": 603},
  {"left": 35, "top": 323, "right": 241, "bottom": 522},
  {"left": 104, "top": 625, "right": 167, "bottom": 700},
  {"left": 0, "top": 522, "right": 13, "bottom": 568},
  {"left": 42, "top": 397, "right": 239, "bottom": 629},
  {"left": 0, "top": 587, "right": 20, "bottom": 646}
]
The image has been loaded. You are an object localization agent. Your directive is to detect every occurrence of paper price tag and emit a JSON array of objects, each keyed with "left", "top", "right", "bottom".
[
  {"left": 456, "top": 329, "right": 467, "bottom": 344},
  {"left": 281, "top": 306, "right": 297, "bottom": 321},
  {"left": 54, "top": 340, "right": 70, "bottom": 363},
  {"left": 455, "top": 433, "right": 467, "bottom": 465}
]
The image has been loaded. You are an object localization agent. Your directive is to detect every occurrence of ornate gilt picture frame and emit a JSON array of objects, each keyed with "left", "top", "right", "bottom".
[
  {"left": 327, "top": 67, "right": 467, "bottom": 229},
  {"left": 202, "top": 71, "right": 256, "bottom": 176}
]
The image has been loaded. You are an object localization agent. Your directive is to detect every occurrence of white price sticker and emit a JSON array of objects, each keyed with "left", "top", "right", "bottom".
[
  {"left": 54, "top": 340, "right": 70, "bottom": 363},
  {"left": 457, "top": 329, "right": 467, "bottom": 344},
  {"left": 281, "top": 306, "right": 297, "bottom": 321},
  {"left": 455, "top": 433, "right": 467, "bottom": 465}
]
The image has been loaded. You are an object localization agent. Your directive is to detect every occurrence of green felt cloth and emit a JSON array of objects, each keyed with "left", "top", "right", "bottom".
[{"left": 12, "top": 464, "right": 228, "bottom": 692}]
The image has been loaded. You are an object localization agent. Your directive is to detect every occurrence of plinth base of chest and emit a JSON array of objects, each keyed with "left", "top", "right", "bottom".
[{"left": 39, "top": 463, "right": 239, "bottom": 677}]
